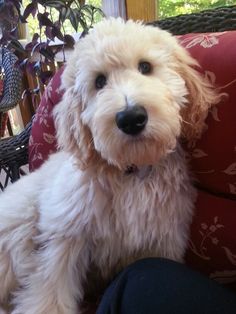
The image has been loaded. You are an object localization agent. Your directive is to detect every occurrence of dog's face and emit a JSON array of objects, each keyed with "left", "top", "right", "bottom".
[
  {"left": 54, "top": 19, "right": 220, "bottom": 170},
  {"left": 75, "top": 20, "right": 188, "bottom": 169}
]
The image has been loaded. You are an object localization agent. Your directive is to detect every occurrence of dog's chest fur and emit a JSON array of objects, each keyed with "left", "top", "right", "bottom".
[
  {"left": 38, "top": 146, "right": 195, "bottom": 282},
  {"left": 90, "top": 148, "right": 195, "bottom": 270}
]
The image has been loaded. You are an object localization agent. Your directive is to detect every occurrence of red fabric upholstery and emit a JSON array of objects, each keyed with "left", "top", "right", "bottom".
[
  {"left": 186, "top": 190, "right": 236, "bottom": 289},
  {"left": 28, "top": 67, "right": 63, "bottom": 171},
  {"left": 177, "top": 32, "right": 236, "bottom": 290},
  {"left": 28, "top": 31, "right": 236, "bottom": 290},
  {"left": 178, "top": 32, "right": 236, "bottom": 198}
]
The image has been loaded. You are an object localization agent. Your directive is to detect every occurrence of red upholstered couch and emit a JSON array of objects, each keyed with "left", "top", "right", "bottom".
[{"left": 28, "top": 31, "right": 236, "bottom": 291}]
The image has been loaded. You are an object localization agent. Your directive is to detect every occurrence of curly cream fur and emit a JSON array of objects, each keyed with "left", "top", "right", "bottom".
[{"left": 0, "top": 18, "right": 220, "bottom": 313}]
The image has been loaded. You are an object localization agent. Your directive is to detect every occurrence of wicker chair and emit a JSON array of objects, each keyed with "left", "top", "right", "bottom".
[
  {"left": 0, "top": 120, "right": 31, "bottom": 190},
  {"left": 0, "top": 48, "right": 22, "bottom": 112},
  {"left": 0, "top": 5, "right": 236, "bottom": 190},
  {"left": 0, "top": 48, "right": 23, "bottom": 190}
]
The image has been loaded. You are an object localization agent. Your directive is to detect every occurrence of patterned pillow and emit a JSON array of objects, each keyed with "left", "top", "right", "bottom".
[
  {"left": 28, "top": 67, "right": 63, "bottom": 171},
  {"left": 28, "top": 31, "right": 236, "bottom": 291},
  {"left": 178, "top": 31, "right": 236, "bottom": 199},
  {"left": 186, "top": 190, "right": 236, "bottom": 291},
  {"left": 176, "top": 31, "right": 236, "bottom": 291}
]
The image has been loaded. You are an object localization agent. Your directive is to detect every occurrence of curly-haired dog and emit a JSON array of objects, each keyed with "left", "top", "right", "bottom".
[{"left": 0, "top": 18, "right": 220, "bottom": 313}]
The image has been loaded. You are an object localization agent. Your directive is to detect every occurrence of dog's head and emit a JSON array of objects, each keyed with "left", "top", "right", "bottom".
[{"left": 54, "top": 18, "right": 220, "bottom": 170}]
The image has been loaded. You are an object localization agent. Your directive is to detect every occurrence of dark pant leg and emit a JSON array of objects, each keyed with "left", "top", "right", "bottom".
[{"left": 96, "top": 258, "right": 236, "bottom": 314}]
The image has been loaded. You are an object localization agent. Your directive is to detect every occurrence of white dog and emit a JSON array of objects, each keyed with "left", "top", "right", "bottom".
[{"left": 0, "top": 18, "right": 220, "bottom": 313}]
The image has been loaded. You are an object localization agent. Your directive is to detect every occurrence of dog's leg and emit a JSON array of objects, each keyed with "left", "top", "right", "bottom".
[
  {"left": 0, "top": 174, "right": 40, "bottom": 307},
  {"left": 12, "top": 236, "right": 89, "bottom": 314},
  {"left": 0, "top": 219, "right": 37, "bottom": 305},
  {"left": 0, "top": 153, "right": 66, "bottom": 307}
]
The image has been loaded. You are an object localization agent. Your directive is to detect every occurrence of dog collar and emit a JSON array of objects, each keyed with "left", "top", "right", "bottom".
[{"left": 125, "top": 165, "right": 152, "bottom": 179}]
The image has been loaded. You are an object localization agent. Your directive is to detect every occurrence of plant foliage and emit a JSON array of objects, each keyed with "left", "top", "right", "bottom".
[{"left": 0, "top": 0, "right": 103, "bottom": 87}]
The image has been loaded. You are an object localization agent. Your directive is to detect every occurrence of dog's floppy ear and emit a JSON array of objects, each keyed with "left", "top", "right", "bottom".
[
  {"left": 53, "top": 86, "right": 95, "bottom": 170},
  {"left": 174, "top": 47, "right": 221, "bottom": 140}
]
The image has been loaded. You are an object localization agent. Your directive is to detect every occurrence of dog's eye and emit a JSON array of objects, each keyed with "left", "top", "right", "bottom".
[
  {"left": 95, "top": 74, "right": 107, "bottom": 89},
  {"left": 138, "top": 61, "right": 152, "bottom": 75}
]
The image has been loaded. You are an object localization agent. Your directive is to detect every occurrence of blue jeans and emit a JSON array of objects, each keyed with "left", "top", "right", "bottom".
[{"left": 97, "top": 258, "right": 236, "bottom": 314}]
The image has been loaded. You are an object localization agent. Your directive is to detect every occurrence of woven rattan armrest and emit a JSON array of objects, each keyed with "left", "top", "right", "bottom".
[
  {"left": 0, "top": 119, "right": 32, "bottom": 190},
  {"left": 149, "top": 5, "right": 236, "bottom": 35}
]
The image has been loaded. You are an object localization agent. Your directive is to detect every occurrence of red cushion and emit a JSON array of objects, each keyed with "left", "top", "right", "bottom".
[
  {"left": 185, "top": 189, "right": 236, "bottom": 291},
  {"left": 179, "top": 31, "right": 236, "bottom": 199},
  {"left": 28, "top": 67, "right": 63, "bottom": 171},
  {"left": 178, "top": 31, "right": 236, "bottom": 290}
]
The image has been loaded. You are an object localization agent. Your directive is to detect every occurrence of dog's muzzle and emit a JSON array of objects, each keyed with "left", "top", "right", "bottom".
[{"left": 115, "top": 105, "right": 148, "bottom": 135}]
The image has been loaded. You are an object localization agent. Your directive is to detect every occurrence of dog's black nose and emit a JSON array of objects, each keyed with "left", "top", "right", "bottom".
[{"left": 115, "top": 105, "right": 148, "bottom": 135}]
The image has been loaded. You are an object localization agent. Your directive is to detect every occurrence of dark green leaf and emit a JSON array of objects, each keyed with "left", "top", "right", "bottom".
[
  {"left": 77, "top": 13, "right": 88, "bottom": 31},
  {"left": 69, "top": 8, "right": 78, "bottom": 32},
  {"left": 45, "top": 1, "right": 65, "bottom": 9},
  {"left": 59, "top": 6, "right": 70, "bottom": 23}
]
